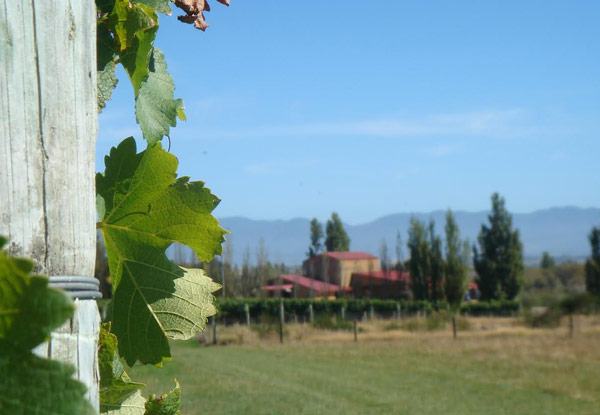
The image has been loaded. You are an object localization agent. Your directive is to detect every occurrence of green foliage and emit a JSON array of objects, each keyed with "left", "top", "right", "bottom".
[
  {"left": 522, "top": 307, "right": 562, "bottom": 328},
  {"left": 444, "top": 210, "right": 470, "bottom": 308},
  {"left": 0, "top": 237, "right": 95, "bottom": 414},
  {"left": 521, "top": 262, "right": 586, "bottom": 307},
  {"left": 428, "top": 221, "right": 444, "bottom": 302},
  {"left": 307, "top": 218, "right": 324, "bottom": 257},
  {"left": 540, "top": 252, "right": 555, "bottom": 269},
  {"left": 325, "top": 212, "right": 350, "bottom": 252},
  {"left": 135, "top": 48, "right": 185, "bottom": 145},
  {"left": 585, "top": 227, "right": 600, "bottom": 297},
  {"left": 99, "top": 325, "right": 146, "bottom": 413},
  {"left": 96, "top": 0, "right": 185, "bottom": 143},
  {"left": 473, "top": 193, "right": 524, "bottom": 300},
  {"left": 145, "top": 381, "right": 181, "bottom": 415},
  {"left": 408, "top": 217, "right": 430, "bottom": 300},
  {"left": 214, "top": 298, "right": 517, "bottom": 320},
  {"left": 97, "top": 137, "right": 225, "bottom": 365}
]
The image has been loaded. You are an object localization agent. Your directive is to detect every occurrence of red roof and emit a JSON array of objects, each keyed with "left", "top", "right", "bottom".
[
  {"left": 261, "top": 284, "right": 294, "bottom": 292},
  {"left": 323, "top": 251, "right": 378, "bottom": 261},
  {"left": 281, "top": 274, "right": 352, "bottom": 292},
  {"left": 352, "top": 270, "right": 410, "bottom": 282}
]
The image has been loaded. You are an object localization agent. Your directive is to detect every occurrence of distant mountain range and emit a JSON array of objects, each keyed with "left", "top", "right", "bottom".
[{"left": 181, "top": 207, "right": 600, "bottom": 266}]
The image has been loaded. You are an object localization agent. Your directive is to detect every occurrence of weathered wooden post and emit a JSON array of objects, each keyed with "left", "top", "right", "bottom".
[
  {"left": 452, "top": 316, "right": 458, "bottom": 339},
  {"left": 244, "top": 302, "right": 251, "bottom": 326},
  {"left": 279, "top": 299, "right": 284, "bottom": 344},
  {"left": 353, "top": 320, "right": 358, "bottom": 343},
  {"left": 340, "top": 305, "right": 346, "bottom": 321},
  {"left": 0, "top": 0, "right": 100, "bottom": 411},
  {"left": 309, "top": 303, "right": 314, "bottom": 324},
  {"left": 569, "top": 313, "right": 574, "bottom": 338}
]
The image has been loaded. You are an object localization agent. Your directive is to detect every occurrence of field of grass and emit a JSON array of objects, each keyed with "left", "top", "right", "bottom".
[{"left": 130, "top": 317, "right": 600, "bottom": 415}]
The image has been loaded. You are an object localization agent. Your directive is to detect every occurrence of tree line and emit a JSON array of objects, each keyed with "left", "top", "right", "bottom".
[
  {"left": 95, "top": 193, "right": 600, "bottom": 304},
  {"left": 307, "top": 192, "right": 600, "bottom": 307}
]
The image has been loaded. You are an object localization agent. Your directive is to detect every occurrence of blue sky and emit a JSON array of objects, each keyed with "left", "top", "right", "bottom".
[{"left": 97, "top": 1, "right": 600, "bottom": 225}]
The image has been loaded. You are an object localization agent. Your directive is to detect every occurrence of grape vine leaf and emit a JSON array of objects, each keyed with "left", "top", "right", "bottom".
[
  {"left": 0, "top": 237, "right": 95, "bottom": 414},
  {"left": 135, "top": 48, "right": 186, "bottom": 145},
  {"left": 99, "top": 325, "right": 146, "bottom": 413},
  {"left": 110, "top": 0, "right": 158, "bottom": 94},
  {"left": 97, "top": 137, "right": 225, "bottom": 365},
  {"left": 0, "top": 238, "right": 74, "bottom": 351},
  {"left": 145, "top": 380, "right": 181, "bottom": 415},
  {"left": 105, "top": 391, "right": 147, "bottom": 415},
  {"left": 136, "top": 0, "right": 173, "bottom": 15},
  {"left": 97, "top": 21, "right": 119, "bottom": 113}
]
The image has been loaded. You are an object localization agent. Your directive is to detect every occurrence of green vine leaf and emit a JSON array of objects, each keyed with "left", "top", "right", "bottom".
[
  {"left": 110, "top": 0, "right": 158, "bottom": 95},
  {"left": 135, "top": 48, "right": 186, "bottom": 145},
  {"left": 99, "top": 325, "right": 146, "bottom": 413},
  {"left": 97, "top": 137, "right": 225, "bottom": 365},
  {"left": 97, "top": 23, "right": 119, "bottom": 113},
  {"left": 0, "top": 237, "right": 95, "bottom": 414},
  {"left": 0, "top": 239, "right": 74, "bottom": 351},
  {"left": 105, "top": 390, "right": 147, "bottom": 415},
  {"left": 136, "top": 0, "right": 173, "bottom": 15},
  {"left": 145, "top": 380, "right": 181, "bottom": 415}
]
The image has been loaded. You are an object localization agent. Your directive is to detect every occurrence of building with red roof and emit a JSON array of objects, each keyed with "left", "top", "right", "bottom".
[
  {"left": 261, "top": 274, "right": 351, "bottom": 298},
  {"left": 304, "top": 252, "right": 380, "bottom": 292},
  {"left": 350, "top": 270, "right": 411, "bottom": 299}
]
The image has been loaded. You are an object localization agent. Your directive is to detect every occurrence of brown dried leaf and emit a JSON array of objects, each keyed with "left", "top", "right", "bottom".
[{"left": 174, "top": 0, "right": 228, "bottom": 31}]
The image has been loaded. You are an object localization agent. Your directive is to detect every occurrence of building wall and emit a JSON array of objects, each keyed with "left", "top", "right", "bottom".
[
  {"left": 339, "top": 259, "right": 380, "bottom": 287},
  {"left": 304, "top": 255, "right": 380, "bottom": 288}
]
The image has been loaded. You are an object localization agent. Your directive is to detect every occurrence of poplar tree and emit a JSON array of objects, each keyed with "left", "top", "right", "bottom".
[
  {"left": 585, "top": 227, "right": 600, "bottom": 297},
  {"left": 444, "top": 210, "right": 470, "bottom": 308},
  {"left": 473, "top": 193, "right": 524, "bottom": 300},
  {"left": 325, "top": 212, "right": 350, "bottom": 252},
  {"left": 429, "top": 221, "right": 445, "bottom": 302},
  {"left": 408, "top": 218, "right": 430, "bottom": 300},
  {"left": 307, "top": 218, "right": 324, "bottom": 257}
]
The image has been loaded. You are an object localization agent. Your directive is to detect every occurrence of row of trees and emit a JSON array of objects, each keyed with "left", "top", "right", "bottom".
[
  {"left": 406, "top": 211, "right": 470, "bottom": 306},
  {"left": 407, "top": 193, "right": 524, "bottom": 304},
  {"left": 308, "top": 212, "right": 350, "bottom": 256}
]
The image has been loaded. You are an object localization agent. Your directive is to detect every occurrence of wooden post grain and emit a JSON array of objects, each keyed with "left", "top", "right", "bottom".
[{"left": 0, "top": 0, "right": 99, "bottom": 411}]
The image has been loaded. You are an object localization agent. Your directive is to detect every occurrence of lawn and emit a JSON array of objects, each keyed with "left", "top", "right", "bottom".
[{"left": 130, "top": 320, "right": 600, "bottom": 415}]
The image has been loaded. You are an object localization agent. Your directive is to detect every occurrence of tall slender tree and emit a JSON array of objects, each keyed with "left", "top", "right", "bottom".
[
  {"left": 325, "top": 212, "right": 350, "bottom": 252},
  {"left": 408, "top": 218, "right": 430, "bottom": 300},
  {"left": 307, "top": 218, "right": 324, "bottom": 257},
  {"left": 380, "top": 239, "right": 390, "bottom": 271},
  {"left": 473, "top": 193, "right": 524, "bottom": 300},
  {"left": 429, "top": 221, "right": 444, "bottom": 302},
  {"left": 444, "top": 210, "right": 469, "bottom": 308},
  {"left": 585, "top": 227, "right": 600, "bottom": 297},
  {"left": 395, "top": 230, "right": 405, "bottom": 272}
]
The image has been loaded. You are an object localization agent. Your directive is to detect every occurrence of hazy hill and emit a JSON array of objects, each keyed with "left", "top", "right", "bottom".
[{"left": 206, "top": 207, "right": 600, "bottom": 266}]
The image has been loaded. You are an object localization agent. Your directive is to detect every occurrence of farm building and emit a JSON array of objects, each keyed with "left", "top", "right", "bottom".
[
  {"left": 261, "top": 274, "right": 352, "bottom": 299},
  {"left": 303, "top": 252, "right": 380, "bottom": 288},
  {"left": 262, "top": 252, "right": 412, "bottom": 299},
  {"left": 350, "top": 270, "right": 411, "bottom": 299}
]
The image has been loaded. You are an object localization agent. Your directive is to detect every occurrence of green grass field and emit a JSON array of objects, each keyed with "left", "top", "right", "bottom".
[{"left": 130, "top": 321, "right": 600, "bottom": 415}]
